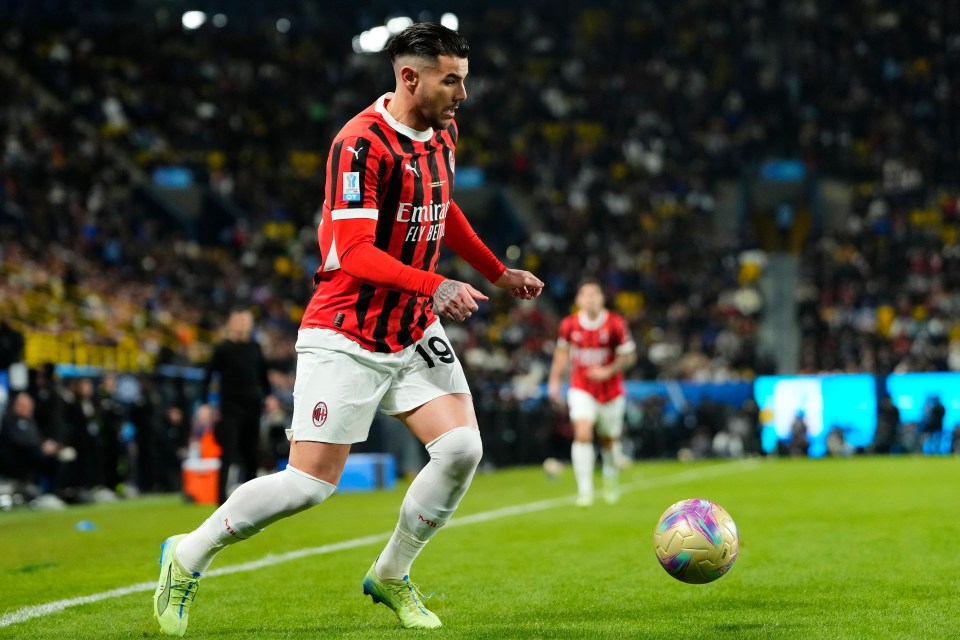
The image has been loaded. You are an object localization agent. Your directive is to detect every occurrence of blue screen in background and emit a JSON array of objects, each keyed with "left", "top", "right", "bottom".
[
  {"left": 152, "top": 166, "right": 194, "bottom": 188},
  {"left": 454, "top": 167, "right": 485, "bottom": 189},
  {"left": 759, "top": 159, "right": 806, "bottom": 182},
  {"left": 754, "top": 374, "right": 877, "bottom": 457},
  {"left": 821, "top": 374, "right": 878, "bottom": 453},
  {"left": 886, "top": 372, "right": 960, "bottom": 454}
]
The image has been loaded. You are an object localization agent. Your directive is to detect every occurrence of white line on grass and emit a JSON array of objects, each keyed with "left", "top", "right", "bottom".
[{"left": 0, "top": 459, "right": 757, "bottom": 628}]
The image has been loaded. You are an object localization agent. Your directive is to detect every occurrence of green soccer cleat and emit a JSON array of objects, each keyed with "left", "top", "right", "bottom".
[
  {"left": 603, "top": 485, "right": 621, "bottom": 504},
  {"left": 153, "top": 534, "right": 200, "bottom": 637},
  {"left": 575, "top": 493, "right": 594, "bottom": 508},
  {"left": 362, "top": 562, "right": 442, "bottom": 629},
  {"left": 603, "top": 479, "right": 621, "bottom": 504}
]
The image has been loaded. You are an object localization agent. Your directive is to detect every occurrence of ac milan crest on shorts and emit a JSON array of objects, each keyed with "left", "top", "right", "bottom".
[{"left": 311, "top": 402, "right": 328, "bottom": 428}]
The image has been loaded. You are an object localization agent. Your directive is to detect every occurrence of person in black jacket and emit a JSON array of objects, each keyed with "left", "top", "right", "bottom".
[
  {"left": 922, "top": 394, "right": 946, "bottom": 455},
  {"left": 201, "top": 310, "right": 272, "bottom": 503},
  {"left": 0, "top": 320, "right": 24, "bottom": 370},
  {"left": 0, "top": 392, "right": 61, "bottom": 494}
]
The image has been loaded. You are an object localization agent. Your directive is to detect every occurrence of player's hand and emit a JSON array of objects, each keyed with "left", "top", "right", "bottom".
[
  {"left": 494, "top": 269, "right": 544, "bottom": 300},
  {"left": 41, "top": 439, "right": 59, "bottom": 456},
  {"left": 434, "top": 279, "right": 488, "bottom": 322},
  {"left": 586, "top": 365, "right": 614, "bottom": 382},
  {"left": 547, "top": 379, "right": 564, "bottom": 406}
]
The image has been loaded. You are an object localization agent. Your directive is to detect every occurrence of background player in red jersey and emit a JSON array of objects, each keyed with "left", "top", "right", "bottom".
[
  {"left": 153, "top": 22, "right": 543, "bottom": 636},
  {"left": 548, "top": 279, "right": 636, "bottom": 506}
]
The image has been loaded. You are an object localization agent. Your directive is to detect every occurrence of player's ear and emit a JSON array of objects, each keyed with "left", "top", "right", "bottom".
[{"left": 399, "top": 64, "right": 420, "bottom": 91}]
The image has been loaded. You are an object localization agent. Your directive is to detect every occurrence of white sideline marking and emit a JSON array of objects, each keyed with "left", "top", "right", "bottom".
[{"left": 0, "top": 460, "right": 757, "bottom": 628}]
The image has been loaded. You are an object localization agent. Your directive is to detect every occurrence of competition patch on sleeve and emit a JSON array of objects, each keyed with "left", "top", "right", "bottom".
[{"left": 342, "top": 172, "right": 361, "bottom": 202}]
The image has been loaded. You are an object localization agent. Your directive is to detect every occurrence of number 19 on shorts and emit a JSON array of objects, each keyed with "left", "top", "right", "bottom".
[{"left": 415, "top": 337, "right": 455, "bottom": 368}]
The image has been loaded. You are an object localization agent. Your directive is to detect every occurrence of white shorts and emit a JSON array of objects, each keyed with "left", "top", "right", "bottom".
[
  {"left": 567, "top": 388, "right": 626, "bottom": 439},
  {"left": 288, "top": 321, "right": 471, "bottom": 444}
]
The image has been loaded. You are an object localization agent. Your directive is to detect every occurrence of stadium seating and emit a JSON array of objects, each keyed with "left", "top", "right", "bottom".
[{"left": 1, "top": 2, "right": 958, "bottom": 497}]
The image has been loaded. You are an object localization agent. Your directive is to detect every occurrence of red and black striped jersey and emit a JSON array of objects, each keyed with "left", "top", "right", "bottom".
[
  {"left": 301, "top": 93, "right": 504, "bottom": 353},
  {"left": 557, "top": 310, "right": 636, "bottom": 403}
]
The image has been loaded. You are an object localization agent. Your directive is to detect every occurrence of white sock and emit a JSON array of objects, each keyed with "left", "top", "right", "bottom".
[
  {"left": 571, "top": 442, "right": 595, "bottom": 497},
  {"left": 601, "top": 440, "right": 621, "bottom": 483},
  {"left": 375, "top": 427, "right": 482, "bottom": 580},
  {"left": 176, "top": 466, "right": 335, "bottom": 574}
]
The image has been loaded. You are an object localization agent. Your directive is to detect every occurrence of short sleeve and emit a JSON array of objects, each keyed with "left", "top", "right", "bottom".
[{"left": 614, "top": 315, "right": 637, "bottom": 354}]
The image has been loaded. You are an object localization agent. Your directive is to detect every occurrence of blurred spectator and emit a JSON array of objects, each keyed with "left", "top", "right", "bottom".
[
  {"left": 0, "top": 320, "right": 24, "bottom": 369},
  {"left": 788, "top": 413, "right": 810, "bottom": 457},
  {"left": 29, "top": 364, "right": 66, "bottom": 444},
  {"left": 61, "top": 377, "right": 116, "bottom": 502},
  {"left": 191, "top": 403, "right": 222, "bottom": 460},
  {"left": 711, "top": 428, "right": 744, "bottom": 459},
  {"left": 129, "top": 374, "right": 160, "bottom": 493},
  {"left": 0, "top": 391, "right": 65, "bottom": 505},
  {"left": 922, "top": 394, "right": 946, "bottom": 455},
  {"left": 96, "top": 372, "right": 126, "bottom": 492},
  {"left": 826, "top": 427, "right": 852, "bottom": 457},
  {"left": 872, "top": 396, "right": 901, "bottom": 454},
  {"left": 156, "top": 404, "right": 190, "bottom": 491},
  {"left": 899, "top": 422, "right": 922, "bottom": 455}
]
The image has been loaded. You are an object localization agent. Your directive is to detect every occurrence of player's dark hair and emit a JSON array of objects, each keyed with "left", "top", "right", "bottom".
[
  {"left": 388, "top": 22, "right": 469, "bottom": 63},
  {"left": 577, "top": 277, "right": 602, "bottom": 291}
]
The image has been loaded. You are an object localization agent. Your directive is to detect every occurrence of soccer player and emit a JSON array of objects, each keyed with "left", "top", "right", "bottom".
[
  {"left": 152, "top": 23, "right": 543, "bottom": 636},
  {"left": 547, "top": 279, "right": 636, "bottom": 506}
]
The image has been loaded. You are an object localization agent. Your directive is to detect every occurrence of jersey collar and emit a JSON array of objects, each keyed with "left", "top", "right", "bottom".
[
  {"left": 375, "top": 93, "right": 434, "bottom": 142},
  {"left": 577, "top": 309, "right": 608, "bottom": 330}
]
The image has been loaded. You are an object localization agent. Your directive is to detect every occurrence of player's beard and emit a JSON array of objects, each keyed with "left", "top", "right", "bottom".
[{"left": 419, "top": 93, "right": 456, "bottom": 130}]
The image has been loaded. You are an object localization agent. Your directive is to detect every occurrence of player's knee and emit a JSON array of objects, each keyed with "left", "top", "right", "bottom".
[
  {"left": 282, "top": 466, "right": 337, "bottom": 506},
  {"left": 428, "top": 426, "right": 483, "bottom": 478}
]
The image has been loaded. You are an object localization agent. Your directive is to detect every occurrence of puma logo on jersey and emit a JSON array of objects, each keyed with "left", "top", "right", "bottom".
[
  {"left": 404, "top": 162, "right": 420, "bottom": 177},
  {"left": 346, "top": 145, "right": 363, "bottom": 159}
]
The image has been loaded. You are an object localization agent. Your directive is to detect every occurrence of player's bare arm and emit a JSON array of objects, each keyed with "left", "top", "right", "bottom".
[
  {"left": 493, "top": 268, "right": 545, "bottom": 300},
  {"left": 433, "top": 279, "right": 488, "bottom": 322},
  {"left": 547, "top": 343, "right": 571, "bottom": 405}
]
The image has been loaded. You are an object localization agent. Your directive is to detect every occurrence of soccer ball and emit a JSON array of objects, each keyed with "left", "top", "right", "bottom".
[
  {"left": 653, "top": 498, "right": 739, "bottom": 584},
  {"left": 541, "top": 457, "right": 563, "bottom": 481}
]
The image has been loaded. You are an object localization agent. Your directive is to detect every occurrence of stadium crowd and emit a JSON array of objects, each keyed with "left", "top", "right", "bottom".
[{"left": 2, "top": 1, "right": 960, "bottom": 505}]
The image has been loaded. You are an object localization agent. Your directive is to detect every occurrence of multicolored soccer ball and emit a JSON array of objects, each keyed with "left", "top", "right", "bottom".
[{"left": 653, "top": 498, "right": 739, "bottom": 584}]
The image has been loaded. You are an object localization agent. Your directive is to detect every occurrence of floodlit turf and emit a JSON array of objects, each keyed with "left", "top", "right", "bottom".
[{"left": 1, "top": 456, "right": 958, "bottom": 639}]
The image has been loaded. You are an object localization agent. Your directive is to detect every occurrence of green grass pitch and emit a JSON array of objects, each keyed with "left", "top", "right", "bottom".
[{"left": 1, "top": 456, "right": 958, "bottom": 639}]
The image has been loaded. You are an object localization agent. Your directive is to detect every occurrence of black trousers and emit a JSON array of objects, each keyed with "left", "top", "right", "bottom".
[{"left": 214, "top": 402, "right": 262, "bottom": 504}]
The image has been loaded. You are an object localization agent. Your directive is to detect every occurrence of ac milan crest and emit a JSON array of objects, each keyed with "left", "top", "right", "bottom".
[{"left": 312, "top": 401, "right": 328, "bottom": 427}]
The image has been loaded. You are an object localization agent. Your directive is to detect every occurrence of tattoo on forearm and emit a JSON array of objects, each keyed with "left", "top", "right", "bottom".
[{"left": 435, "top": 280, "right": 459, "bottom": 307}]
